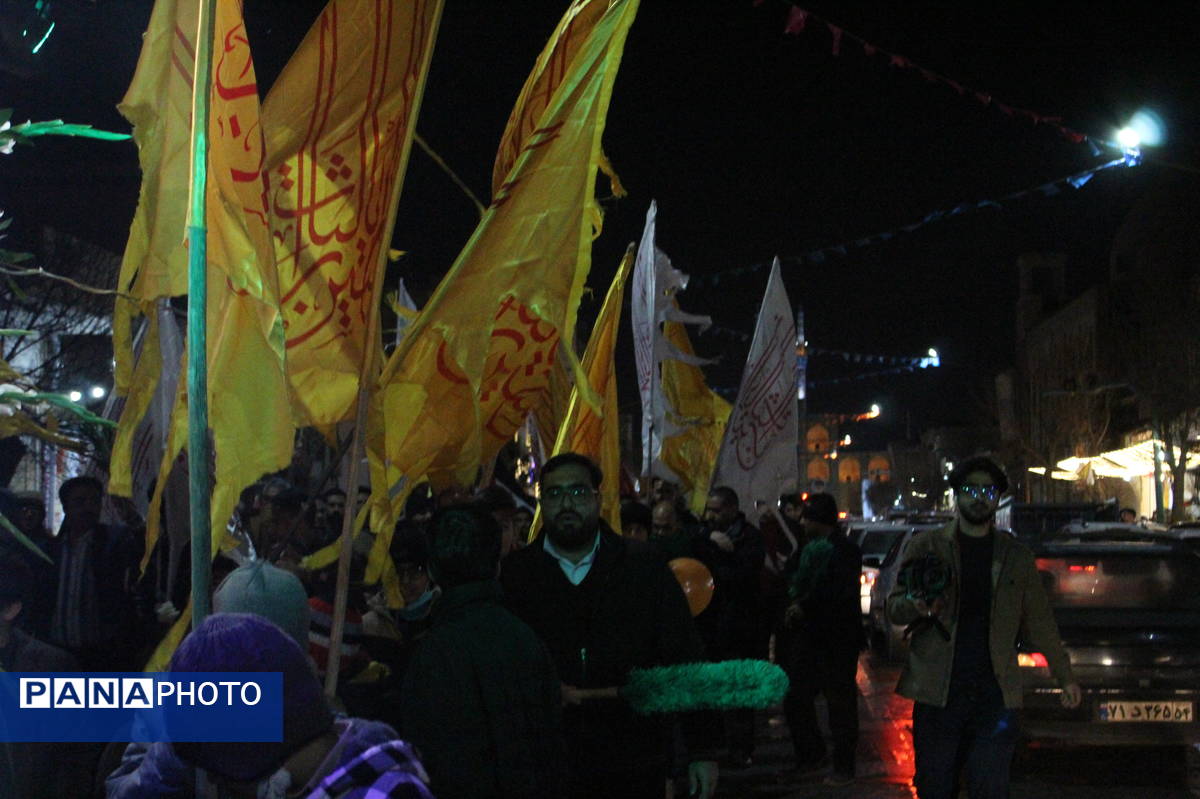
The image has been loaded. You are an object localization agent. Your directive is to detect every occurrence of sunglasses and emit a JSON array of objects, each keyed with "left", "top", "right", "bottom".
[{"left": 958, "top": 484, "right": 999, "bottom": 501}]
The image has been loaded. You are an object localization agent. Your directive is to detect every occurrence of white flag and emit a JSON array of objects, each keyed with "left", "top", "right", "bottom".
[
  {"left": 711, "top": 257, "right": 798, "bottom": 517},
  {"left": 631, "top": 200, "right": 712, "bottom": 480}
]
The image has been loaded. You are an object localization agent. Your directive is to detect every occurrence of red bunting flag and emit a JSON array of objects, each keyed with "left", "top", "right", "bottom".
[
  {"left": 785, "top": 6, "right": 808, "bottom": 33},
  {"left": 766, "top": 4, "right": 1097, "bottom": 153},
  {"left": 827, "top": 22, "right": 842, "bottom": 55}
]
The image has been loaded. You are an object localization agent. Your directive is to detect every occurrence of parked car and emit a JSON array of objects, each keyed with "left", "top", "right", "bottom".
[
  {"left": 866, "top": 521, "right": 947, "bottom": 661},
  {"left": 1018, "top": 536, "right": 1200, "bottom": 746},
  {"left": 847, "top": 522, "right": 909, "bottom": 616}
]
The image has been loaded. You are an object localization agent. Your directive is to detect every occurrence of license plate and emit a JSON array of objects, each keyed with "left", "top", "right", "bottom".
[{"left": 1098, "top": 701, "right": 1194, "bottom": 722}]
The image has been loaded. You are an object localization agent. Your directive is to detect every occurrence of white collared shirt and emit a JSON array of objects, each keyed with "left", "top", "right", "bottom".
[{"left": 543, "top": 532, "right": 601, "bottom": 586}]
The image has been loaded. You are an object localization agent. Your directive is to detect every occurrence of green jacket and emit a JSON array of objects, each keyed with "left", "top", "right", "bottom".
[{"left": 886, "top": 522, "right": 1074, "bottom": 708}]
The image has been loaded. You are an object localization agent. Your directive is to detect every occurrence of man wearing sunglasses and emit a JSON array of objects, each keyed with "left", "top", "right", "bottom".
[
  {"left": 887, "top": 456, "right": 1080, "bottom": 799},
  {"left": 500, "top": 452, "right": 721, "bottom": 799}
]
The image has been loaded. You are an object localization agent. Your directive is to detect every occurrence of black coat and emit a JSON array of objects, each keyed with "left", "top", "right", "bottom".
[
  {"left": 786, "top": 529, "right": 865, "bottom": 654},
  {"left": 42, "top": 522, "right": 145, "bottom": 653},
  {"left": 500, "top": 524, "right": 720, "bottom": 779},
  {"left": 400, "top": 580, "right": 568, "bottom": 799},
  {"left": 691, "top": 515, "right": 766, "bottom": 659},
  {"left": 0, "top": 630, "right": 92, "bottom": 799}
]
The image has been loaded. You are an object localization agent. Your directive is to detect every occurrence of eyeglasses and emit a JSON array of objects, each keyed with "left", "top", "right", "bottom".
[
  {"left": 958, "top": 484, "right": 999, "bottom": 501},
  {"left": 542, "top": 484, "right": 597, "bottom": 503}
]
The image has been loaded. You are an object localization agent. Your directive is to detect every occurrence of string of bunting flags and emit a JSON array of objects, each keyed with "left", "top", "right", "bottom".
[
  {"left": 690, "top": 150, "right": 1140, "bottom": 289},
  {"left": 709, "top": 360, "right": 928, "bottom": 399},
  {"left": 763, "top": 3, "right": 1106, "bottom": 153},
  {"left": 702, "top": 324, "right": 937, "bottom": 368}
]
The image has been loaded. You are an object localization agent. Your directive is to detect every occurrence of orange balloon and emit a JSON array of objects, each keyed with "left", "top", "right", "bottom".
[{"left": 668, "top": 557, "right": 715, "bottom": 617}]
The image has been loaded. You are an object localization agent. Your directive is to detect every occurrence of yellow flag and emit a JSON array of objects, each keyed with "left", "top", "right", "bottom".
[
  {"left": 365, "top": 0, "right": 640, "bottom": 577},
  {"left": 659, "top": 319, "right": 732, "bottom": 516},
  {"left": 203, "top": 0, "right": 296, "bottom": 560},
  {"left": 549, "top": 245, "right": 634, "bottom": 533},
  {"left": 113, "top": 0, "right": 296, "bottom": 569},
  {"left": 492, "top": 0, "right": 611, "bottom": 197},
  {"left": 261, "top": 0, "right": 444, "bottom": 428},
  {"left": 110, "top": 0, "right": 197, "bottom": 497}
]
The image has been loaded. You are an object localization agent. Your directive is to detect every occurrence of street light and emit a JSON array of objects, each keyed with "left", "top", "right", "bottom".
[{"left": 1116, "top": 127, "right": 1141, "bottom": 149}]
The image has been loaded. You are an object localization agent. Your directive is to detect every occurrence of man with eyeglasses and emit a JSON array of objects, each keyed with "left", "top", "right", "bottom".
[
  {"left": 500, "top": 452, "right": 721, "bottom": 799},
  {"left": 887, "top": 456, "right": 1080, "bottom": 799}
]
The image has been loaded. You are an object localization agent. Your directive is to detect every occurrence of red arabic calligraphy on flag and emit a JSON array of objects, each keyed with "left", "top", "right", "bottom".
[{"left": 263, "top": 0, "right": 441, "bottom": 425}]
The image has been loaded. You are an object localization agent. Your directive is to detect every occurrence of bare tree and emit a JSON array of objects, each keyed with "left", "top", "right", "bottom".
[
  {"left": 0, "top": 226, "right": 116, "bottom": 387},
  {"left": 1110, "top": 177, "right": 1200, "bottom": 521}
]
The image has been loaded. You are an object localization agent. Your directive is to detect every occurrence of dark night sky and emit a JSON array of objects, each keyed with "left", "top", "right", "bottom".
[{"left": 2, "top": 1, "right": 1198, "bottom": 441}]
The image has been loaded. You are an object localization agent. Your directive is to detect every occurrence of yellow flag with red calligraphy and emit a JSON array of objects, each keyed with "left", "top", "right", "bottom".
[
  {"left": 492, "top": 0, "right": 613, "bottom": 198},
  {"left": 261, "top": 0, "right": 444, "bottom": 428},
  {"left": 659, "top": 319, "right": 732, "bottom": 516},
  {"left": 202, "top": 0, "right": 296, "bottom": 561},
  {"left": 364, "top": 0, "right": 640, "bottom": 578},
  {"left": 114, "top": 0, "right": 296, "bottom": 570},
  {"left": 548, "top": 245, "right": 634, "bottom": 533}
]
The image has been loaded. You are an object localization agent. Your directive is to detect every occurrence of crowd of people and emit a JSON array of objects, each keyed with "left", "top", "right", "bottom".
[{"left": 0, "top": 450, "right": 1078, "bottom": 798}]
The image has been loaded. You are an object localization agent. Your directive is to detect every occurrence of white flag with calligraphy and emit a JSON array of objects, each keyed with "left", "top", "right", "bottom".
[
  {"left": 711, "top": 257, "right": 798, "bottom": 517},
  {"left": 631, "top": 200, "right": 712, "bottom": 480}
]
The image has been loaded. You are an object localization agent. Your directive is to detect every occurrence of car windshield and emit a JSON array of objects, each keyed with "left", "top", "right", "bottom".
[
  {"left": 1035, "top": 551, "right": 1200, "bottom": 610},
  {"left": 860, "top": 529, "right": 904, "bottom": 558}
]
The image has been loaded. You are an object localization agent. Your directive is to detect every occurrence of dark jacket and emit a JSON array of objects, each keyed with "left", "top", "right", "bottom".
[
  {"left": 786, "top": 527, "right": 865, "bottom": 653},
  {"left": 42, "top": 522, "right": 145, "bottom": 651},
  {"left": 0, "top": 629, "right": 90, "bottom": 799},
  {"left": 500, "top": 524, "right": 720, "bottom": 779},
  {"left": 886, "top": 522, "right": 1074, "bottom": 708},
  {"left": 692, "top": 514, "right": 766, "bottom": 658},
  {"left": 400, "top": 580, "right": 568, "bottom": 799}
]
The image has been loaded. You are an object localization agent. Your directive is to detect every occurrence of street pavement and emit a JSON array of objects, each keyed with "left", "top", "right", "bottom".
[{"left": 709, "top": 651, "right": 1198, "bottom": 798}]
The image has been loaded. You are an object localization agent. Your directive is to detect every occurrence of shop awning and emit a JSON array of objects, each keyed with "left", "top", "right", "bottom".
[{"left": 1051, "top": 440, "right": 1200, "bottom": 482}]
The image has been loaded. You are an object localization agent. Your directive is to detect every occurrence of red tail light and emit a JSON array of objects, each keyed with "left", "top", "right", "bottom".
[
  {"left": 860, "top": 572, "right": 876, "bottom": 587},
  {"left": 1017, "top": 652, "right": 1049, "bottom": 668}
]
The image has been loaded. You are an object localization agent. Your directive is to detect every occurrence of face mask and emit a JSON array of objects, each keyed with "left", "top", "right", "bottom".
[{"left": 397, "top": 585, "right": 441, "bottom": 621}]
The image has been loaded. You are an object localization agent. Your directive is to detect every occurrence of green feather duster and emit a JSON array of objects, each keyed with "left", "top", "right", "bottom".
[{"left": 621, "top": 659, "right": 789, "bottom": 715}]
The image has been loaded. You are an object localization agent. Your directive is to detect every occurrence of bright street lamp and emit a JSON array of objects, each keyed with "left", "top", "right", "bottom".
[{"left": 1117, "top": 127, "right": 1141, "bottom": 149}]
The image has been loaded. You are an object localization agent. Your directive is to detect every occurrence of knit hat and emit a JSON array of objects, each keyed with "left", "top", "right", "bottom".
[
  {"left": 169, "top": 613, "right": 334, "bottom": 783},
  {"left": 803, "top": 493, "right": 839, "bottom": 527},
  {"left": 389, "top": 520, "right": 429, "bottom": 568},
  {"left": 213, "top": 560, "right": 310, "bottom": 649}
]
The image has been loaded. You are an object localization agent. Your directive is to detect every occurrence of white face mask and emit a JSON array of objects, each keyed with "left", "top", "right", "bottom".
[{"left": 397, "top": 585, "right": 441, "bottom": 621}]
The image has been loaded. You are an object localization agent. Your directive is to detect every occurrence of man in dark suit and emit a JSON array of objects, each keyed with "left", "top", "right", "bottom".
[{"left": 501, "top": 453, "right": 721, "bottom": 799}]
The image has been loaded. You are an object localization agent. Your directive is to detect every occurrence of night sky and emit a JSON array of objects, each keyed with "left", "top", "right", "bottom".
[{"left": 2, "top": 0, "right": 1198, "bottom": 442}]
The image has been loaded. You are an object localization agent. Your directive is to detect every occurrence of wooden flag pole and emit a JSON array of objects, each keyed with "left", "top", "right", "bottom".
[{"left": 323, "top": 387, "right": 369, "bottom": 698}]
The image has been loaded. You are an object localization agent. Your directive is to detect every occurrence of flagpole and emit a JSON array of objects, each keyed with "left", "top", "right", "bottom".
[
  {"left": 186, "top": 0, "right": 216, "bottom": 627},
  {"left": 185, "top": 4, "right": 216, "bottom": 796}
]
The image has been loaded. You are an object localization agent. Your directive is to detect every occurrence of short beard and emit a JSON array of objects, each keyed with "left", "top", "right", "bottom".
[
  {"left": 959, "top": 503, "right": 996, "bottom": 525},
  {"left": 547, "top": 518, "right": 598, "bottom": 551}
]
